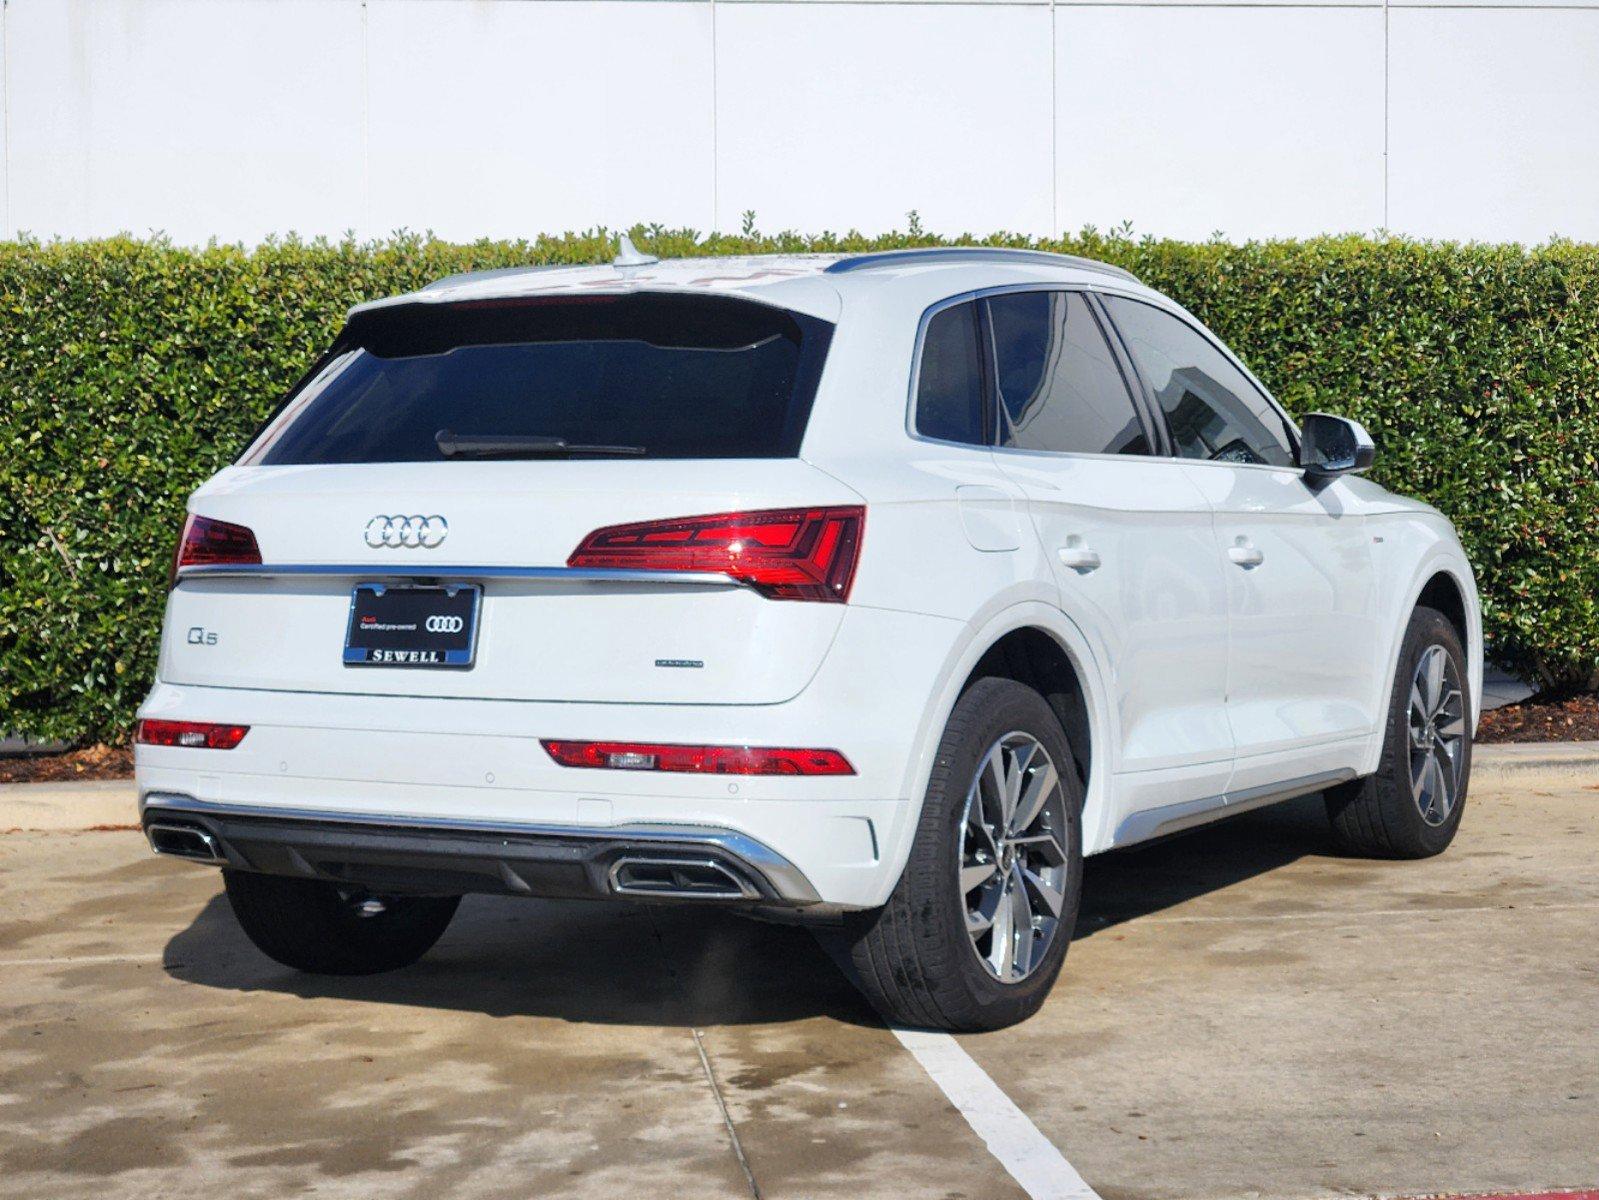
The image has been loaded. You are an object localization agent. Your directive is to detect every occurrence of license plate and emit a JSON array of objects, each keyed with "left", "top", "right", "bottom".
[{"left": 343, "top": 584, "right": 481, "bottom": 668}]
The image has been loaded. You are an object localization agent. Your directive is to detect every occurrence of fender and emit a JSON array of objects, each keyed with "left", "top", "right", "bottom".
[
  {"left": 868, "top": 598, "right": 1120, "bottom": 907},
  {"left": 1360, "top": 542, "right": 1483, "bottom": 778}
]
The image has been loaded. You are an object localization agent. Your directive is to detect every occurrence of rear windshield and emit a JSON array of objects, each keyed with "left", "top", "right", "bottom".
[{"left": 243, "top": 294, "right": 834, "bottom": 464}]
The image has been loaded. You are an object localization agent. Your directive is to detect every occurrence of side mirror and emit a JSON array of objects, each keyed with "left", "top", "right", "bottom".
[{"left": 1299, "top": 413, "right": 1376, "bottom": 481}]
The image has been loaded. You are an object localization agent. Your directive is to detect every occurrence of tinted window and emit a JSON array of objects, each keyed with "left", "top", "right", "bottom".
[
  {"left": 914, "top": 301, "right": 986, "bottom": 445},
  {"left": 987, "top": 291, "right": 1151, "bottom": 456},
  {"left": 1101, "top": 296, "right": 1295, "bottom": 468},
  {"left": 245, "top": 294, "right": 832, "bottom": 464}
]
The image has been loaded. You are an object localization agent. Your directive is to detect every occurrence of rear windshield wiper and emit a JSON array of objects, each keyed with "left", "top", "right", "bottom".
[{"left": 435, "top": 430, "right": 647, "bottom": 459}]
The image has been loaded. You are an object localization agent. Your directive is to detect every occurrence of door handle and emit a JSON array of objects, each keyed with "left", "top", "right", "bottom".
[
  {"left": 1058, "top": 542, "right": 1102, "bottom": 573},
  {"left": 1227, "top": 537, "right": 1264, "bottom": 569}
]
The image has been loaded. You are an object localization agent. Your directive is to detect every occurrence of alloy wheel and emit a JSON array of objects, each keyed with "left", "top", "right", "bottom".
[
  {"left": 958, "top": 731, "right": 1070, "bottom": 982},
  {"left": 1407, "top": 644, "right": 1467, "bottom": 826}
]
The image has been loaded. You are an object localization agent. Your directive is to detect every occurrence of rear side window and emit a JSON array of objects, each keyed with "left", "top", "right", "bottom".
[
  {"left": 913, "top": 301, "right": 987, "bottom": 446},
  {"left": 244, "top": 294, "right": 833, "bottom": 464},
  {"left": 986, "top": 291, "right": 1152, "bottom": 457},
  {"left": 1100, "top": 296, "right": 1295, "bottom": 468}
]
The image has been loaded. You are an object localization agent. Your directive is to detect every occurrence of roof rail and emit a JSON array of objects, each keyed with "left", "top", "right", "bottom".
[{"left": 824, "top": 247, "right": 1138, "bottom": 283}]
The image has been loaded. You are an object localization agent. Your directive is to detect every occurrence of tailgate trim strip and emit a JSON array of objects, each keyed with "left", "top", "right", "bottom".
[{"left": 177, "top": 563, "right": 745, "bottom": 587}]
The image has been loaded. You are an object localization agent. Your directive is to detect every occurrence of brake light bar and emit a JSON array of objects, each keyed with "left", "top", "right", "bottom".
[
  {"left": 542, "top": 740, "right": 855, "bottom": 776},
  {"left": 172, "top": 514, "right": 262, "bottom": 582},
  {"left": 567, "top": 506, "right": 864, "bottom": 602},
  {"left": 136, "top": 719, "right": 250, "bottom": 750}
]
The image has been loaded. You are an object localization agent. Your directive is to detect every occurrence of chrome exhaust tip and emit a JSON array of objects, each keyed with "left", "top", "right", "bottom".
[
  {"left": 608, "top": 856, "right": 760, "bottom": 900},
  {"left": 145, "top": 822, "right": 226, "bottom": 865}
]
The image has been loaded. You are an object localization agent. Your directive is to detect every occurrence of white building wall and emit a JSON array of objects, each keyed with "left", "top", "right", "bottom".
[{"left": 2, "top": 0, "right": 1596, "bottom": 245}]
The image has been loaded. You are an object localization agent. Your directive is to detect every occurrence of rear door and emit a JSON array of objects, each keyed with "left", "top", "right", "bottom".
[
  {"left": 982, "top": 289, "right": 1234, "bottom": 815},
  {"left": 1097, "top": 295, "right": 1381, "bottom": 789},
  {"left": 161, "top": 293, "right": 860, "bottom": 706}
]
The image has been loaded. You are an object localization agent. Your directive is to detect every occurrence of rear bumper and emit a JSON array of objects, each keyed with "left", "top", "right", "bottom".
[
  {"left": 140, "top": 794, "right": 821, "bottom": 905},
  {"left": 134, "top": 603, "right": 962, "bottom": 908}
]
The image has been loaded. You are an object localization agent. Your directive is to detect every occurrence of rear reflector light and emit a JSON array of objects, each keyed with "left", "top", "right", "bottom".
[
  {"left": 137, "top": 719, "right": 250, "bottom": 750},
  {"left": 172, "top": 514, "right": 262, "bottom": 581},
  {"left": 567, "top": 506, "right": 864, "bottom": 602},
  {"left": 542, "top": 740, "right": 855, "bottom": 776}
]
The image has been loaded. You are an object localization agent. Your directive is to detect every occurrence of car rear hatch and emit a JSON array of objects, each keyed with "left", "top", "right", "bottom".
[{"left": 160, "top": 292, "right": 861, "bottom": 706}]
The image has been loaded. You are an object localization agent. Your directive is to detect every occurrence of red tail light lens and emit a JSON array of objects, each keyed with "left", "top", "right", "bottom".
[
  {"left": 568, "top": 506, "right": 864, "bottom": 602},
  {"left": 542, "top": 740, "right": 855, "bottom": 776},
  {"left": 137, "top": 719, "right": 250, "bottom": 750},
  {"left": 172, "top": 514, "right": 262, "bottom": 581}
]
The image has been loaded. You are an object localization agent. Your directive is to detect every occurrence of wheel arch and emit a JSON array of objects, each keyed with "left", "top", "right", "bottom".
[
  {"left": 965, "top": 628, "right": 1094, "bottom": 795},
  {"left": 1362, "top": 552, "right": 1484, "bottom": 777},
  {"left": 1416, "top": 570, "right": 1471, "bottom": 652},
  {"left": 871, "top": 602, "right": 1118, "bottom": 908}
]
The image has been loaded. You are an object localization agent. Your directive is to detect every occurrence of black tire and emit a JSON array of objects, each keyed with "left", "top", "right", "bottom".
[
  {"left": 847, "top": 677, "right": 1084, "bottom": 1031},
  {"left": 1324, "top": 605, "right": 1472, "bottom": 859},
  {"left": 223, "top": 870, "right": 460, "bottom": 975}
]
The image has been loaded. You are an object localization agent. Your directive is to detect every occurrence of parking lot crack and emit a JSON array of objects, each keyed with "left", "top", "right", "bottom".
[
  {"left": 692, "top": 1025, "right": 763, "bottom": 1200},
  {"left": 641, "top": 908, "right": 763, "bottom": 1200}
]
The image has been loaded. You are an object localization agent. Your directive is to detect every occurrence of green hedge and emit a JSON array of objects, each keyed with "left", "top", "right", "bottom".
[{"left": 3, "top": 228, "right": 1597, "bottom": 743}]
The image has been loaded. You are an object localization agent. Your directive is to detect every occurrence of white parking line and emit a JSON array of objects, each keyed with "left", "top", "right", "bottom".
[{"left": 892, "top": 1028, "right": 1101, "bottom": 1200}]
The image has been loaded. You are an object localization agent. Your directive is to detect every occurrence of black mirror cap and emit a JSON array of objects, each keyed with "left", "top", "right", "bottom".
[{"left": 1300, "top": 412, "right": 1377, "bottom": 480}]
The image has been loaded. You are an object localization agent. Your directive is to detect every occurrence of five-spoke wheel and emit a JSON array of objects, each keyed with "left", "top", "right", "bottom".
[
  {"left": 1407, "top": 644, "right": 1467, "bottom": 827},
  {"left": 848, "top": 677, "right": 1084, "bottom": 1030},
  {"left": 959, "top": 732, "right": 1070, "bottom": 983},
  {"left": 1326, "top": 605, "right": 1472, "bottom": 859}
]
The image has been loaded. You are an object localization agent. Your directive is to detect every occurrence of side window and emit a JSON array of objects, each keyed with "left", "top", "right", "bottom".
[
  {"left": 1101, "top": 296, "right": 1295, "bottom": 468},
  {"left": 987, "top": 291, "right": 1151, "bottom": 456},
  {"left": 914, "top": 301, "right": 986, "bottom": 446}
]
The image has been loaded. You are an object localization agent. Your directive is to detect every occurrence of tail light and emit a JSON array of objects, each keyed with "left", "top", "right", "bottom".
[
  {"left": 171, "top": 514, "right": 261, "bottom": 582},
  {"left": 137, "top": 719, "right": 250, "bottom": 749},
  {"left": 568, "top": 506, "right": 864, "bottom": 602},
  {"left": 542, "top": 740, "right": 855, "bottom": 776}
]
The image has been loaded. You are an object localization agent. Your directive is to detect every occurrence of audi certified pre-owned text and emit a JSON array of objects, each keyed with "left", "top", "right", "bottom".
[{"left": 137, "top": 246, "right": 1480, "bottom": 1029}]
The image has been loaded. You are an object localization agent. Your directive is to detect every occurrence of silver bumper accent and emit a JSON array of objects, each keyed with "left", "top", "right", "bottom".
[{"left": 139, "top": 792, "right": 822, "bottom": 905}]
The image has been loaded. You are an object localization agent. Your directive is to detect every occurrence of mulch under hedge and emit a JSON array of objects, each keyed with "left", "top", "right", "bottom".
[
  {"left": 0, "top": 744, "right": 132, "bottom": 784},
  {"left": 1476, "top": 694, "right": 1599, "bottom": 744}
]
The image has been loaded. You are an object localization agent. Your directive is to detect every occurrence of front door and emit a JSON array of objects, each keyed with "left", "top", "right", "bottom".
[{"left": 1097, "top": 294, "right": 1381, "bottom": 795}]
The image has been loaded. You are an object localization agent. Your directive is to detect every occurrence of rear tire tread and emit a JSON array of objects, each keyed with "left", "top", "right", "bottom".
[{"left": 847, "top": 677, "right": 1083, "bottom": 1032}]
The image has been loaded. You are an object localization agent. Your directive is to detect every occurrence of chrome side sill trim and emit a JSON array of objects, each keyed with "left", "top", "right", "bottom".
[
  {"left": 139, "top": 792, "right": 821, "bottom": 904},
  {"left": 1113, "top": 768, "right": 1358, "bottom": 846}
]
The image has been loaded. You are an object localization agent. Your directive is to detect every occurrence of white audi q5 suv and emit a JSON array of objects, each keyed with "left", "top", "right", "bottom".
[{"left": 138, "top": 244, "right": 1481, "bottom": 1030}]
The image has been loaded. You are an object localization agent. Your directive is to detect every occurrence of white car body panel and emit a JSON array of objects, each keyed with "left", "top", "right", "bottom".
[
  {"left": 163, "top": 459, "right": 860, "bottom": 705},
  {"left": 137, "top": 249, "right": 1482, "bottom": 910}
]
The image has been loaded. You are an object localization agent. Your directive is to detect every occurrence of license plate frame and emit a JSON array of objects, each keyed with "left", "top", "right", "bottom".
[{"left": 342, "top": 583, "right": 482, "bottom": 669}]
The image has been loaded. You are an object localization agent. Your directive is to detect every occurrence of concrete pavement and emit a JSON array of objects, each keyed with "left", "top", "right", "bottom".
[{"left": 0, "top": 753, "right": 1594, "bottom": 1199}]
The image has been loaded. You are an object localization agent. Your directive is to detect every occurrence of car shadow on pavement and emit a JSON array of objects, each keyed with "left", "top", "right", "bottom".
[
  {"left": 1077, "top": 792, "right": 1343, "bottom": 936},
  {"left": 161, "top": 794, "right": 1341, "bottom": 1027},
  {"left": 163, "top": 887, "right": 886, "bottom": 1028}
]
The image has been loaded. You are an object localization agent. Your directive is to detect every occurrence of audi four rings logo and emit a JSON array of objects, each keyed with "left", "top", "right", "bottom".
[
  {"left": 425, "top": 615, "right": 464, "bottom": 634},
  {"left": 364, "top": 514, "right": 449, "bottom": 549}
]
